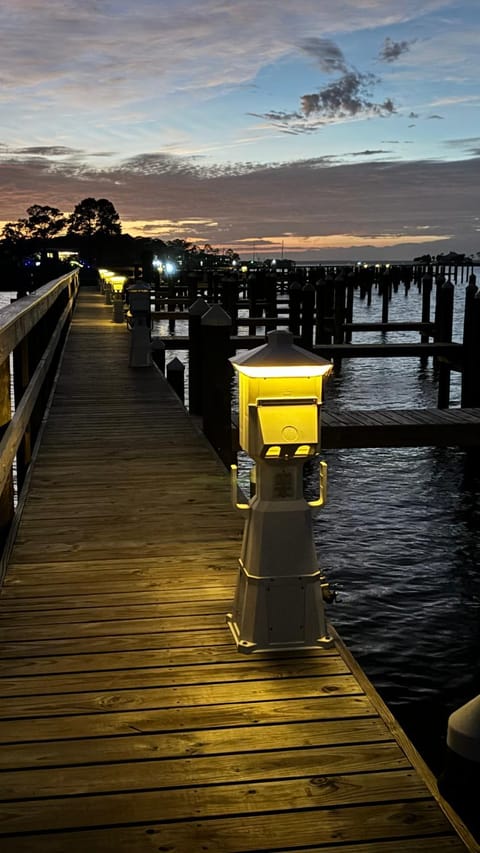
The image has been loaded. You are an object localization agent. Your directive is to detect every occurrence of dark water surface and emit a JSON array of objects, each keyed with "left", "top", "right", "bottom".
[{"left": 311, "top": 278, "right": 480, "bottom": 773}]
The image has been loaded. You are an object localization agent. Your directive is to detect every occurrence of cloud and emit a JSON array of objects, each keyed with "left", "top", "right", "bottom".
[
  {"left": 0, "top": 1, "right": 454, "bottom": 111},
  {"left": 444, "top": 137, "right": 480, "bottom": 156},
  {"left": 299, "top": 38, "right": 348, "bottom": 73},
  {"left": 348, "top": 149, "right": 391, "bottom": 156},
  {"left": 1, "top": 147, "right": 478, "bottom": 258},
  {"left": 378, "top": 37, "right": 413, "bottom": 62},
  {"left": 301, "top": 72, "right": 396, "bottom": 119},
  {"left": 14, "top": 146, "right": 84, "bottom": 157}
]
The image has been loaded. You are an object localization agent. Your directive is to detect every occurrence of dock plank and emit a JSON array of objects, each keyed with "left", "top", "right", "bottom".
[{"left": 323, "top": 407, "right": 480, "bottom": 447}]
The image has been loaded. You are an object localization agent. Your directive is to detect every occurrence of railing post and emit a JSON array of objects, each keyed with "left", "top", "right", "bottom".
[
  {"left": 264, "top": 271, "right": 277, "bottom": 332},
  {"left": 288, "top": 280, "right": 302, "bottom": 336},
  {"left": 420, "top": 273, "right": 432, "bottom": 367},
  {"left": 188, "top": 298, "right": 210, "bottom": 415},
  {"left": 333, "top": 274, "right": 346, "bottom": 371},
  {"left": 461, "top": 285, "right": 480, "bottom": 407},
  {"left": 220, "top": 275, "right": 239, "bottom": 336},
  {"left": 380, "top": 272, "right": 390, "bottom": 323},
  {"left": 151, "top": 338, "right": 166, "bottom": 373},
  {"left": 12, "top": 338, "right": 31, "bottom": 494},
  {"left": 167, "top": 357, "right": 185, "bottom": 404},
  {"left": 0, "top": 357, "right": 14, "bottom": 549},
  {"left": 314, "top": 279, "right": 329, "bottom": 345},
  {"left": 432, "top": 272, "right": 446, "bottom": 369},
  {"left": 345, "top": 273, "right": 355, "bottom": 343},
  {"left": 300, "top": 283, "right": 315, "bottom": 350},
  {"left": 200, "top": 305, "right": 234, "bottom": 467},
  {"left": 436, "top": 281, "right": 454, "bottom": 408}
]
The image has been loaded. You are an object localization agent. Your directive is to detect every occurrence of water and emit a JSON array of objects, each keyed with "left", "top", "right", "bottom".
[{"left": 310, "top": 279, "right": 480, "bottom": 773}]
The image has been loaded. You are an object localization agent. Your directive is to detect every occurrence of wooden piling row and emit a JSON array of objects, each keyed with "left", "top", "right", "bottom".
[{"left": 142, "top": 262, "right": 480, "bottom": 464}]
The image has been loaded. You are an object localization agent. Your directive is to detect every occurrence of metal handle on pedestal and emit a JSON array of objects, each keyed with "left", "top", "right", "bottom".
[
  {"left": 230, "top": 464, "right": 250, "bottom": 513},
  {"left": 308, "top": 460, "right": 327, "bottom": 508}
]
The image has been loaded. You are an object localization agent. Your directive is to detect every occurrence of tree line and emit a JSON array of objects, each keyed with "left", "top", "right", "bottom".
[
  {"left": 0, "top": 198, "right": 241, "bottom": 292},
  {"left": 1, "top": 198, "right": 239, "bottom": 266},
  {"left": 2, "top": 198, "right": 122, "bottom": 242}
]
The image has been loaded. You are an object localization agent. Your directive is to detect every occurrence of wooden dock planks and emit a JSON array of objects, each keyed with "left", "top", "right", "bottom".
[
  {"left": 0, "top": 287, "right": 477, "bottom": 852},
  {"left": 322, "top": 407, "right": 480, "bottom": 448}
]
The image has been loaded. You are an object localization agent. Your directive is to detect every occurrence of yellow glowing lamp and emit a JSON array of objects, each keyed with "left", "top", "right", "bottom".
[
  {"left": 231, "top": 330, "right": 332, "bottom": 459},
  {"left": 110, "top": 275, "right": 127, "bottom": 293}
]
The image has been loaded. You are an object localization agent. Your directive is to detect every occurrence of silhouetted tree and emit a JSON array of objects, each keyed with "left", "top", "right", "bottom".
[
  {"left": 24, "top": 204, "right": 66, "bottom": 239},
  {"left": 1, "top": 220, "right": 28, "bottom": 244},
  {"left": 2, "top": 205, "right": 65, "bottom": 243},
  {"left": 67, "top": 197, "right": 121, "bottom": 238}
]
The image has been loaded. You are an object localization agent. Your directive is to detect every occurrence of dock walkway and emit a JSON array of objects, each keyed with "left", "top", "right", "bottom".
[{"left": 0, "top": 287, "right": 476, "bottom": 852}]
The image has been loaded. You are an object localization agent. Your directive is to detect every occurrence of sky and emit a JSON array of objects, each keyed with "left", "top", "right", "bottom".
[{"left": 1, "top": 0, "right": 480, "bottom": 260}]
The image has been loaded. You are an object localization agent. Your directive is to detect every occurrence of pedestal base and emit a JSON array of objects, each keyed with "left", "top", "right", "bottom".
[{"left": 226, "top": 561, "right": 333, "bottom": 653}]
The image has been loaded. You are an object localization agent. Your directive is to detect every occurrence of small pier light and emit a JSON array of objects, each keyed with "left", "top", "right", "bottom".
[
  {"left": 227, "top": 329, "right": 334, "bottom": 653},
  {"left": 110, "top": 274, "right": 127, "bottom": 294}
]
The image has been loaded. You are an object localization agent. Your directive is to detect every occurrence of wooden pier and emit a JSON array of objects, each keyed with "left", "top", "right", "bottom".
[
  {"left": 322, "top": 407, "right": 480, "bottom": 448},
  {"left": 0, "top": 286, "right": 478, "bottom": 851}
]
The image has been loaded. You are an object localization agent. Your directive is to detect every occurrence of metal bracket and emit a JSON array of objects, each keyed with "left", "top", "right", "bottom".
[
  {"left": 230, "top": 464, "right": 250, "bottom": 514},
  {"left": 308, "top": 460, "right": 327, "bottom": 508}
]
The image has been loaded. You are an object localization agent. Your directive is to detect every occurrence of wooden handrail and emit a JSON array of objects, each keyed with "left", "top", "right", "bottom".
[{"left": 0, "top": 270, "right": 79, "bottom": 571}]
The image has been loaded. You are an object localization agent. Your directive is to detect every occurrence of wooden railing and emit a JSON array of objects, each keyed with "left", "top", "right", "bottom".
[{"left": 0, "top": 270, "right": 79, "bottom": 577}]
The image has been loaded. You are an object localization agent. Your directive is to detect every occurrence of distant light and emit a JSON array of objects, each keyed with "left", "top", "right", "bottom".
[
  {"left": 152, "top": 256, "right": 163, "bottom": 270},
  {"left": 165, "top": 261, "right": 177, "bottom": 275}
]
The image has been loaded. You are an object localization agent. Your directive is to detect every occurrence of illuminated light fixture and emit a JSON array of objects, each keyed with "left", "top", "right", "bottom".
[
  {"left": 227, "top": 329, "right": 334, "bottom": 653},
  {"left": 294, "top": 444, "right": 311, "bottom": 456},
  {"left": 110, "top": 275, "right": 127, "bottom": 293},
  {"left": 164, "top": 261, "right": 177, "bottom": 275},
  {"left": 265, "top": 445, "right": 281, "bottom": 457}
]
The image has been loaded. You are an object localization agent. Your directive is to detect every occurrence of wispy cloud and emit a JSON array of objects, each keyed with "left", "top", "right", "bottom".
[
  {"left": 378, "top": 37, "right": 414, "bottom": 62},
  {"left": 299, "top": 38, "right": 348, "bottom": 73}
]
